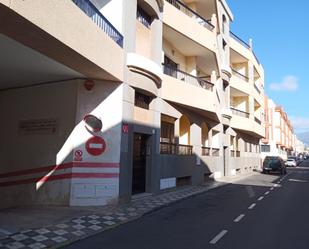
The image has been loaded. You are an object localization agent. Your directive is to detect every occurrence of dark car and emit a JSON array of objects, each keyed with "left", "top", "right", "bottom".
[{"left": 263, "top": 156, "right": 287, "bottom": 175}]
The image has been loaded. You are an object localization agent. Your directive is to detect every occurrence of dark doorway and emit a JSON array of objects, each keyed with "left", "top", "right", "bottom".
[{"left": 132, "top": 133, "right": 148, "bottom": 195}]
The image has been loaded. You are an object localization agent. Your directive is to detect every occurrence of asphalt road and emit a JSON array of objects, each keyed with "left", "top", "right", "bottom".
[{"left": 64, "top": 161, "right": 309, "bottom": 249}]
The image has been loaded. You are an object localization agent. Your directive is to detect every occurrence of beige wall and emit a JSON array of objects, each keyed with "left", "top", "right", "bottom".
[
  {"left": 136, "top": 21, "right": 152, "bottom": 59},
  {"left": 0, "top": 81, "right": 77, "bottom": 172},
  {"left": 0, "top": 80, "right": 78, "bottom": 208}
]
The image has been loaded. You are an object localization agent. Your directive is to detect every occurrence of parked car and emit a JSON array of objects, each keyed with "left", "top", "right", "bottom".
[
  {"left": 285, "top": 158, "right": 297, "bottom": 167},
  {"left": 288, "top": 156, "right": 300, "bottom": 165},
  {"left": 263, "top": 156, "right": 287, "bottom": 175}
]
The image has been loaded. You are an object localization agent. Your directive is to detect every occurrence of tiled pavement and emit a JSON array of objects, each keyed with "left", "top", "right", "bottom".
[{"left": 0, "top": 181, "right": 226, "bottom": 249}]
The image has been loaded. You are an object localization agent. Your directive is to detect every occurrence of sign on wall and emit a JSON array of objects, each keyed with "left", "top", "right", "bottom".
[
  {"left": 18, "top": 118, "right": 58, "bottom": 135},
  {"left": 74, "top": 150, "right": 83, "bottom": 162},
  {"left": 85, "top": 136, "right": 106, "bottom": 156}
]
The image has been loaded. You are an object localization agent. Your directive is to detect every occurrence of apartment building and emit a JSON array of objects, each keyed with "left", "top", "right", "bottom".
[
  {"left": 0, "top": 0, "right": 265, "bottom": 209},
  {"left": 294, "top": 136, "right": 305, "bottom": 156},
  {"left": 261, "top": 97, "right": 294, "bottom": 160}
]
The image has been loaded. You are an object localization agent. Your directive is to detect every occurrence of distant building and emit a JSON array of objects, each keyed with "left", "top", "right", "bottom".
[
  {"left": 261, "top": 97, "right": 294, "bottom": 161},
  {"left": 294, "top": 136, "right": 305, "bottom": 156}
]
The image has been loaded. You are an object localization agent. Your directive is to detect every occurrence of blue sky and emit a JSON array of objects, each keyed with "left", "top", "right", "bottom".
[{"left": 227, "top": 0, "right": 309, "bottom": 133}]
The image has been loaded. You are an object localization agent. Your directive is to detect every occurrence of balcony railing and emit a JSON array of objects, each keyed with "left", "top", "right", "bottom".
[
  {"left": 165, "top": 0, "right": 214, "bottom": 31},
  {"left": 232, "top": 69, "right": 249, "bottom": 82},
  {"left": 253, "top": 50, "right": 260, "bottom": 64},
  {"left": 201, "top": 146, "right": 211, "bottom": 156},
  {"left": 163, "top": 64, "right": 214, "bottom": 91},
  {"left": 231, "top": 107, "right": 250, "bottom": 118},
  {"left": 72, "top": 0, "right": 123, "bottom": 47},
  {"left": 254, "top": 117, "right": 262, "bottom": 125},
  {"left": 230, "top": 31, "right": 250, "bottom": 49},
  {"left": 212, "top": 148, "right": 220, "bottom": 157},
  {"left": 254, "top": 83, "right": 261, "bottom": 94},
  {"left": 160, "top": 142, "right": 193, "bottom": 155}
]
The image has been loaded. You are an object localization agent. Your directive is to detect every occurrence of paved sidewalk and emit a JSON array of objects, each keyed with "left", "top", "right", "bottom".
[{"left": 0, "top": 173, "right": 255, "bottom": 249}]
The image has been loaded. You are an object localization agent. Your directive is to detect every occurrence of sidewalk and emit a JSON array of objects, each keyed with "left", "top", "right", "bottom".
[{"left": 0, "top": 172, "right": 256, "bottom": 249}]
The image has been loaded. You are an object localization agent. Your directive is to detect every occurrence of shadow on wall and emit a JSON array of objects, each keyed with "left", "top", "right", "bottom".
[{"left": 0, "top": 79, "right": 123, "bottom": 209}]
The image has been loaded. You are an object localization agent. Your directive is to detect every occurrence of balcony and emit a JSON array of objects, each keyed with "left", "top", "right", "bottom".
[
  {"left": 230, "top": 31, "right": 250, "bottom": 49},
  {"left": 0, "top": 0, "right": 124, "bottom": 82},
  {"left": 230, "top": 107, "right": 250, "bottom": 118},
  {"left": 232, "top": 69, "right": 249, "bottom": 83},
  {"left": 230, "top": 31, "right": 262, "bottom": 73},
  {"left": 163, "top": 64, "right": 214, "bottom": 91},
  {"left": 165, "top": 0, "right": 214, "bottom": 31},
  {"left": 160, "top": 142, "right": 193, "bottom": 155},
  {"left": 72, "top": 0, "right": 123, "bottom": 47},
  {"left": 230, "top": 109, "right": 264, "bottom": 138},
  {"left": 230, "top": 71, "right": 252, "bottom": 96},
  {"left": 161, "top": 64, "right": 218, "bottom": 119},
  {"left": 163, "top": 0, "right": 217, "bottom": 62}
]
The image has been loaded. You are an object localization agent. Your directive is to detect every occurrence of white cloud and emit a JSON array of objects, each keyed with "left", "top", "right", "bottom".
[
  {"left": 290, "top": 116, "right": 309, "bottom": 132},
  {"left": 269, "top": 75, "right": 299, "bottom": 91}
]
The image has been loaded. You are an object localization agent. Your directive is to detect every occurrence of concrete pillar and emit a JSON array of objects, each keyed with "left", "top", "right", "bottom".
[
  {"left": 148, "top": 98, "right": 161, "bottom": 193},
  {"left": 248, "top": 61, "right": 254, "bottom": 83},
  {"left": 151, "top": 17, "right": 163, "bottom": 65},
  {"left": 122, "top": 0, "right": 137, "bottom": 53},
  {"left": 174, "top": 118, "right": 180, "bottom": 144},
  {"left": 211, "top": 70, "right": 217, "bottom": 84},
  {"left": 190, "top": 123, "right": 201, "bottom": 165},
  {"left": 119, "top": 84, "right": 135, "bottom": 203},
  {"left": 226, "top": 83, "right": 231, "bottom": 109},
  {"left": 249, "top": 95, "right": 254, "bottom": 119}
]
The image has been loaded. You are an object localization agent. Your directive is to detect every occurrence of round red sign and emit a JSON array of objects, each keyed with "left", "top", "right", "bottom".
[{"left": 85, "top": 136, "right": 106, "bottom": 156}]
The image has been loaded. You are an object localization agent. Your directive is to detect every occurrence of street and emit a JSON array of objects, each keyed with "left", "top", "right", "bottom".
[{"left": 64, "top": 161, "right": 309, "bottom": 249}]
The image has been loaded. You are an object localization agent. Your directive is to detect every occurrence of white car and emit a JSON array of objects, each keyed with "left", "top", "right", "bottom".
[{"left": 285, "top": 158, "right": 297, "bottom": 167}]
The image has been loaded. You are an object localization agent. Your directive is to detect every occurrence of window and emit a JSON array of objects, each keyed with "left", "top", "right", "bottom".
[
  {"left": 222, "top": 39, "right": 227, "bottom": 50},
  {"left": 222, "top": 80, "right": 228, "bottom": 91},
  {"left": 135, "top": 92, "right": 151, "bottom": 109},
  {"left": 222, "top": 15, "right": 227, "bottom": 33},
  {"left": 161, "top": 121, "right": 175, "bottom": 143},
  {"left": 137, "top": 6, "right": 152, "bottom": 28},
  {"left": 163, "top": 56, "right": 178, "bottom": 78},
  {"left": 261, "top": 145, "right": 270, "bottom": 152}
]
